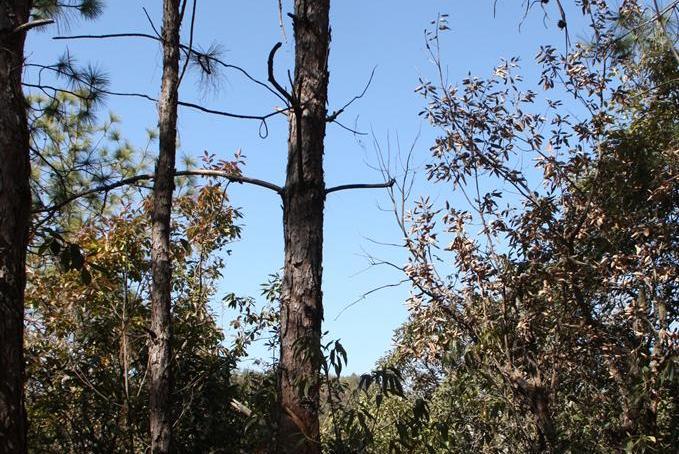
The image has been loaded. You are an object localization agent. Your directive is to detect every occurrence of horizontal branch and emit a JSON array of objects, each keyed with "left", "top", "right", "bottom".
[
  {"left": 53, "top": 32, "right": 289, "bottom": 105},
  {"left": 176, "top": 170, "right": 283, "bottom": 193},
  {"left": 54, "top": 32, "right": 158, "bottom": 42},
  {"left": 325, "top": 178, "right": 395, "bottom": 195},
  {"left": 177, "top": 99, "right": 284, "bottom": 122},
  {"left": 23, "top": 80, "right": 287, "bottom": 124},
  {"left": 34, "top": 169, "right": 282, "bottom": 214}
]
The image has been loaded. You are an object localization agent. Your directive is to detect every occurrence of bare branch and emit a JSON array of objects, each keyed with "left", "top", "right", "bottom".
[
  {"left": 325, "top": 178, "right": 395, "bottom": 196},
  {"left": 277, "top": 0, "right": 288, "bottom": 42},
  {"left": 22, "top": 79, "right": 288, "bottom": 124},
  {"left": 178, "top": 0, "right": 199, "bottom": 86},
  {"left": 326, "top": 66, "right": 376, "bottom": 123},
  {"left": 142, "top": 7, "right": 162, "bottom": 37},
  {"left": 54, "top": 32, "right": 159, "bottom": 42},
  {"left": 229, "top": 399, "right": 253, "bottom": 417},
  {"left": 268, "top": 42, "right": 294, "bottom": 105},
  {"left": 54, "top": 32, "right": 290, "bottom": 105},
  {"left": 34, "top": 169, "right": 283, "bottom": 215},
  {"left": 13, "top": 19, "right": 55, "bottom": 33},
  {"left": 333, "top": 279, "right": 409, "bottom": 321},
  {"left": 176, "top": 169, "right": 283, "bottom": 193},
  {"left": 331, "top": 118, "right": 368, "bottom": 136}
]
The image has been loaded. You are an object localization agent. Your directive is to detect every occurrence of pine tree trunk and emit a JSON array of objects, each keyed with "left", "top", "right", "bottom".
[
  {"left": 0, "top": 2, "right": 32, "bottom": 453},
  {"left": 149, "top": 1, "right": 181, "bottom": 452},
  {"left": 278, "top": 1, "right": 330, "bottom": 452}
]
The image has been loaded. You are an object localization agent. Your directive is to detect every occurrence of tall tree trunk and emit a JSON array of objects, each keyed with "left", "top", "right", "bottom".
[
  {"left": 278, "top": 1, "right": 330, "bottom": 452},
  {"left": 149, "top": 1, "right": 181, "bottom": 452},
  {"left": 0, "top": 2, "right": 32, "bottom": 453}
]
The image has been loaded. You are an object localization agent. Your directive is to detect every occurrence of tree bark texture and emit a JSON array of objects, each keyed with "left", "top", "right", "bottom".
[
  {"left": 149, "top": 1, "right": 180, "bottom": 452},
  {"left": 530, "top": 388, "right": 558, "bottom": 453},
  {"left": 0, "top": 2, "right": 32, "bottom": 453},
  {"left": 278, "top": 1, "right": 330, "bottom": 453}
]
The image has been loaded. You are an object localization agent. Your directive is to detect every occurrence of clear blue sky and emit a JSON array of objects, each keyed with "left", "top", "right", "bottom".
[{"left": 26, "top": 0, "right": 589, "bottom": 374}]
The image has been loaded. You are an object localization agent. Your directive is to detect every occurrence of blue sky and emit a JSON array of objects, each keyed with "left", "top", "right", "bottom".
[{"left": 26, "top": 0, "right": 590, "bottom": 374}]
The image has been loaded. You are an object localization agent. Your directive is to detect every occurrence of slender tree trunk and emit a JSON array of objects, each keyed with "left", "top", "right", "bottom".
[
  {"left": 120, "top": 278, "right": 135, "bottom": 454},
  {"left": 278, "top": 1, "right": 330, "bottom": 452},
  {"left": 0, "top": 2, "right": 32, "bottom": 453},
  {"left": 149, "top": 1, "right": 181, "bottom": 452}
]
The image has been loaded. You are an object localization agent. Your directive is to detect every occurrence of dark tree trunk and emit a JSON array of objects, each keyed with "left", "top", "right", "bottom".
[
  {"left": 0, "top": 2, "right": 32, "bottom": 453},
  {"left": 149, "top": 0, "right": 181, "bottom": 452},
  {"left": 277, "top": 1, "right": 330, "bottom": 453},
  {"left": 530, "top": 388, "right": 558, "bottom": 453}
]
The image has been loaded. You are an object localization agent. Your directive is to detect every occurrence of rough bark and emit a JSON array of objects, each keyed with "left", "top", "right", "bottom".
[
  {"left": 149, "top": 0, "right": 181, "bottom": 452},
  {"left": 277, "top": 1, "right": 330, "bottom": 452},
  {"left": 505, "top": 366, "right": 558, "bottom": 453},
  {"left": 530, "top": 388, "right": 558, "bottom": 453},
  {"left": 0, "top": 2, "right": 32, "bottom": 453}
]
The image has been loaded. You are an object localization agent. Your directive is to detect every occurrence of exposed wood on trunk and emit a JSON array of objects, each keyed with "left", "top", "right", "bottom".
[
  {"left": 149, "top": 1, "right": 181, "bottom": 452},
  {"left": 278, "top": 0, "right": 330, "bottom": 452},
  {"left": 0, "top": 2, "right": 32, "bottom": 453}
]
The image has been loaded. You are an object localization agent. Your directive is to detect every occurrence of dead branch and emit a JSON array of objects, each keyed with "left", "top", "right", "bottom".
[
  {"left": 267, "top": 42, "right": 294, "bottom": 105},
  {"left": 54, "top": 32, "right": 289, "bottom": 104},
  {"left": 22, "top": 79, "right": 288, "bottom": 124},
  {"left": 326, "top": 66, "right": 376, "bottom": 123},
  {"left": 33, "top": 169, "right": 283, "bottom": 215},
  {"left": 325, "top": 178, "right": 395, "bottom": 195},
  {"left": 229, "top": 399, "right": 253, "bottom": 417},
  {"left": 13, "top": 19, "right": 55, "bottom": 33}
]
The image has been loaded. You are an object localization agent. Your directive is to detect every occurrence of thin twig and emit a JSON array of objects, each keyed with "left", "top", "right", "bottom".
[
  {"left": 277, "top": 0, "right": 288, "bottom": 42},
  {"left": 142, "top": 7, "right": 162, "bottom": 37},
  {"left": 326, "top": 66, "right": 376, "bottom": 123},
  {"left": 333, "top": 279, "right": 409, "bottom": 320},
  {"left": 178, "top": 0, "right": 199, "bottom": 85},
  {"left": 331, "top": 119, "right": 368, "bottom": 136}
]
